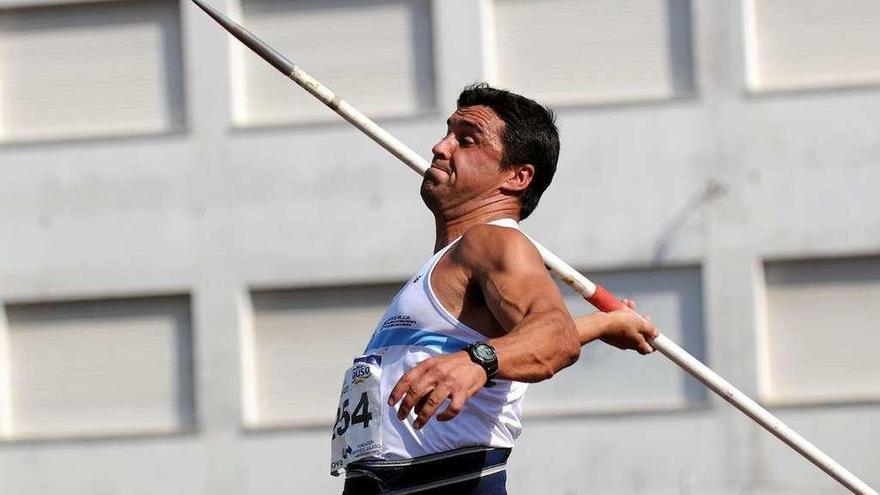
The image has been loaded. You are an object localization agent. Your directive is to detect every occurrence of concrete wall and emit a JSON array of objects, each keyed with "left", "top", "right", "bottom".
[{"left": 0, "top": 0, "right": 878, "bottom": 493}]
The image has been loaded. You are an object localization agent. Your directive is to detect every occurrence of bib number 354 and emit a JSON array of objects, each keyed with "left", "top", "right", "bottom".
[
  {"left": 332, "top": 391, "right": 372, "bottom": 439},
  {"left": 330, "top": 355, "right": 383, "bottom": 476}
]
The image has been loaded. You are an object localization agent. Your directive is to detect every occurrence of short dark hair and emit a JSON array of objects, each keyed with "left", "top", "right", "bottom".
[{"left": 457, "top": 83, "right": 559, "bottom": 220}]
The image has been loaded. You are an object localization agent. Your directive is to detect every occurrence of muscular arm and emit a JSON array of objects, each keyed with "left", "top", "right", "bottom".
[
  {"left": 460, "top": 225, "right": 581, "bottom": 381},
  {"left": 461, "top": 229, "right": 656, "bottom": 371},
  {"left": 388, "top": 225, "right": 581, "bottom": 429}
]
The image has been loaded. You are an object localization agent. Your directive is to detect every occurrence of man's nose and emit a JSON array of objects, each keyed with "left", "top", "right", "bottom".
[{"left": 431, "top": 135, "right": 454, "bottom": 159}]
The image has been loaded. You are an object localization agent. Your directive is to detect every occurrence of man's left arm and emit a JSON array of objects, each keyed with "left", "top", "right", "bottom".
[{"left": 388, "top": 226, "right": 580, "bottom": 429}]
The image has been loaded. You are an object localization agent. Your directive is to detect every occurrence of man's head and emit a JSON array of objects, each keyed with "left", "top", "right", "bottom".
[{"left": 421, "top": 83, "right": 559, "bottom": 221}]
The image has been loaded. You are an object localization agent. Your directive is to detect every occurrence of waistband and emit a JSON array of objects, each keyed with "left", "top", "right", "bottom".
[{"left": 344, "top": 446, "right": 511, "bottom": 494}]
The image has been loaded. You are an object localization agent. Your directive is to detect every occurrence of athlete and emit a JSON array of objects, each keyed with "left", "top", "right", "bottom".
[{"left": 332, "top": 84, "right": 657, "bottom": 494}]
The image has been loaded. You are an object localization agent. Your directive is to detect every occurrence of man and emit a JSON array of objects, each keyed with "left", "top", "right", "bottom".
[{"left": 331, "top": 84, "right": 657, "bottom": 494}]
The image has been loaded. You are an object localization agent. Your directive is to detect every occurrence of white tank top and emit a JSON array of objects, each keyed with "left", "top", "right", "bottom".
[{"left": 362, "top": 218, "right": 529, "bottom": 460}]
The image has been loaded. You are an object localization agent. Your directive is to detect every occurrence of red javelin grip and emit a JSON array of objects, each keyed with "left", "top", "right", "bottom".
[{"left": 585, "top": 285, "right": 627, "bottom": 312}]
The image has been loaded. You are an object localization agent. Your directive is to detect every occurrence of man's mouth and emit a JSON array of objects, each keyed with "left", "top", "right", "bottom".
[{"left": 429, "top": 163, "right": 451, "bottom": 175}]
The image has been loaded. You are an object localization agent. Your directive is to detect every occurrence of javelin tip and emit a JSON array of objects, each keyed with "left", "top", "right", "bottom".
[{"left": 189, "top": 0, "right": 295, "bottom": 75}]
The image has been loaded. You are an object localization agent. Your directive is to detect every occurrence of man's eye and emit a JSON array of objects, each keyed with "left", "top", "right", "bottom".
[{"left": 460, "top": 136, "right": 475, "bottom": 146}]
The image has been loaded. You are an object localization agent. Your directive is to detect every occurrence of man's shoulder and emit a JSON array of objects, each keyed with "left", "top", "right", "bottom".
[{"left": 451, "top": 224, "right": 541, "bottom": 273}]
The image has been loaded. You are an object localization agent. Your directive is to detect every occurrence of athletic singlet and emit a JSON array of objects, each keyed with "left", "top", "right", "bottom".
[{"left": 360, "top": 218, "right": 528, "bottom": 460}]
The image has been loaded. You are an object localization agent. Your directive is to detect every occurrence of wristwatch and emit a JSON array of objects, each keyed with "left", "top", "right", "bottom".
[{"left": 464, "top": 342, "right": 499, "bottom": 386}]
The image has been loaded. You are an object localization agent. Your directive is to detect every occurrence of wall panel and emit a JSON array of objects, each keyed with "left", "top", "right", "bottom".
[
  {"left": 0, "top": 0, "right": 185, "bottom": 141},
  {"left": 4, "top": 295, "right": 194, "bottom": 438},
  {"left": 763, "top": 257, "right": 880, "bottom": 403},
  {"left": 492, "top": 0, "right": 694, "bottom": 105},
  {"left": 745, "top": 0, "right": 880, "bottom": 91},
  {"left": 235, "top": 0, "right": 435, "bottom": 126}
]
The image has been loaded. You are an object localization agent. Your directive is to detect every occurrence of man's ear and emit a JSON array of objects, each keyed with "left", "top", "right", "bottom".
[{"left": 501, "top": 164, "right": 535, "bottom": 193}]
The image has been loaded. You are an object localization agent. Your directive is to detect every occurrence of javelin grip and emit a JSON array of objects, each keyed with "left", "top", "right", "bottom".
[{"left": 585, "top": 285, "right": 626, "bottom": 312}]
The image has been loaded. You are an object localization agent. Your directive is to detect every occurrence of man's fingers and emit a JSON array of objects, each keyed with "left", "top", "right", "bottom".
[
  {"left": 437, "top": 393, "right": 466, "bottom": 422},
  {"left": 391, "top": 365, "right": 432, "bottom": 420},
  {"left": 413, "top": 386, "right": 451, "bottom": 429},
  {"left": 640, "top": 314, "right": 659, "bottom": 339},
  {"left": 396, "top": 380, "right": 432, "bottom": 420},
  {"left": 388, "top": 367, "right": 423, "bottom": 407}
]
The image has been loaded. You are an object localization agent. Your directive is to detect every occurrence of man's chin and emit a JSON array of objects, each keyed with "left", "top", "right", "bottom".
[{"left": 420, "top": 179, "right": 442, "bottom": 208}]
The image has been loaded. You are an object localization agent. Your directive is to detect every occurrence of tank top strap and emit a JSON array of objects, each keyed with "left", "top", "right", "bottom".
[
  {"left": 425, "top": 218, "right": 520, "bottom": 277},
  {"left": 486, "top": 218, "right": 520, "bottom": 230}
]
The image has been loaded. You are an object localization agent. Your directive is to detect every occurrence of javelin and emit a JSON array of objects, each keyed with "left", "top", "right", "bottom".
[{"left": 190, "top": 2, "right": 877, "bottom": 494}]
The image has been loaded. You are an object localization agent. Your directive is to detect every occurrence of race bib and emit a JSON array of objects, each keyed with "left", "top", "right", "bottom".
[{"left": 330, "top": 354, "right": 384, "bottom": 476}]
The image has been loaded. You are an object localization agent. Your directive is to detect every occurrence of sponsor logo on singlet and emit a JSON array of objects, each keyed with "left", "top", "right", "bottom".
[{"left": 381, "top": 314, "right": 417, "bottom": 329}]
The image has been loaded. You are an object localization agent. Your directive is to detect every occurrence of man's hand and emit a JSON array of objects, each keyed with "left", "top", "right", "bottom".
[
  {"left": 599, "top": 299, "right": 658, "bottom": 354},
  {"left": 574, "top": 299, "right": 659, "bottom": 354},
  {"left": 388, "top": 352, "right": 486, "bottom": 429}
]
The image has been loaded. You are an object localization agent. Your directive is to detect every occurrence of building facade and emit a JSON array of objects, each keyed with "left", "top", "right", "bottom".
[{"left": 0, "top": 0, "right": 878, "bottom": 493}]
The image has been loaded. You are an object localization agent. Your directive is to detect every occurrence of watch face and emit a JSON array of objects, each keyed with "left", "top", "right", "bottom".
[{"left": 474, "top": 344, "right": 496, "bottom": 361}]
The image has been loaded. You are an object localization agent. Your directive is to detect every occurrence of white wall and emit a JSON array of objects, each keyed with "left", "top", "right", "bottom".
[{"left": 0, "top": 0, "right": 878, "bottom": 494}]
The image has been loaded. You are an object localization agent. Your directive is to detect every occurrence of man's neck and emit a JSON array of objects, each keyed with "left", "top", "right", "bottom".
[{"left": 433, "top": 206, "right": 520, "bottom": 252}]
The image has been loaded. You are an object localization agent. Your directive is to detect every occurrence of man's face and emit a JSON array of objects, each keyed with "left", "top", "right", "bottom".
[{"left": 421, "top": 105, "right": 507, "bottom": 212}]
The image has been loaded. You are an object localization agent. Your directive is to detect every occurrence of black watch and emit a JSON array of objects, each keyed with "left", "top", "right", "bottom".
[{"left": 464, "top": 342, "right": 499, "bottom": 386}]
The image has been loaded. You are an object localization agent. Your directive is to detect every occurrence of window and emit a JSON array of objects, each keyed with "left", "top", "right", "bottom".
[
  {"left": 762, "top": 257, "right": 880, "bottom": 404},
  {"left": 0, "top": 0, "right": 185, "bottom": 141},
  {"left": 3, "top": 295, "right": 194, "bottom": 438},
  {"left": 234, "top": 0, "right": 435, "bottom": 126},
  {"left": 491, "top": 0, "right": 694, "bottom": 105},
  {"left": 744, "top": 0, "right": 880, "bottom": 91}
]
